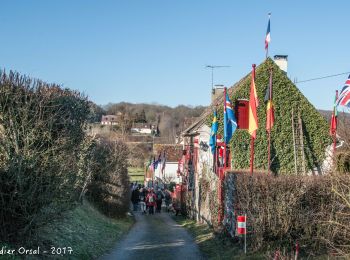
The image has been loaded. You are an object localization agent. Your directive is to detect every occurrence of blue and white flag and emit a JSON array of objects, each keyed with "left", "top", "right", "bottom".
[
  {"left": 224, "top": 93, "right": 237, "bottom": 144},
  {"left": 209, "top": 110, "right": 218, "bottom": 154}
]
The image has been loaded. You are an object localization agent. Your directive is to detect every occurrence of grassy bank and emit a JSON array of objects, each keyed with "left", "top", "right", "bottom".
[
  {"left": 33, "top": 200, "right": 133, "bottom": 259},
  {"left": 173, "top": 216, "right": 264, "bottom": 260}
]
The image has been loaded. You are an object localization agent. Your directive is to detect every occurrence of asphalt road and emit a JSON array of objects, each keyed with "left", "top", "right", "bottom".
[{"left": 101, "top": 209, "right": 204, "bottom": 260}]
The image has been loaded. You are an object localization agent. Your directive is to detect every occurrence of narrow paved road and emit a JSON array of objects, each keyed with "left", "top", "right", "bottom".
[{"left": 101, "top": 210, "right": 204, "bottom": 260}]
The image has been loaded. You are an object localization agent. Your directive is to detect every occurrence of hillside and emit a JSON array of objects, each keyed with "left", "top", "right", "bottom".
[{"left": 103, "top": 102, "right": 206, "bottom": 142}]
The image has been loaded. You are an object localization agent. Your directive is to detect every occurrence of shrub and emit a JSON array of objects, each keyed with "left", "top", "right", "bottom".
[
  {"left": 0, "top": 71, "right": 131, "bottom": 244},
  {"left": 232, "top": 173, "right": 350, "bottom": 256},
  {"left": 87, "top": 139, "right": 130, "bottom": 217},
  {"left": 0, "top": 71, "right": 89, "bottom": 241},
  {"left": 336, "top": 151, "right": 350, "bottom": 174}
]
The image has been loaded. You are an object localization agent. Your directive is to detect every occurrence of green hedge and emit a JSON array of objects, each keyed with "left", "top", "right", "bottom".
[{"left": 207, "top": 59, "right": 331, "bottom": 174}]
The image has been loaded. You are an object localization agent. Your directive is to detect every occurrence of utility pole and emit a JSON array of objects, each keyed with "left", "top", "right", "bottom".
[{"left": 206, "top": 65, "right": 230, "bottom": 90}]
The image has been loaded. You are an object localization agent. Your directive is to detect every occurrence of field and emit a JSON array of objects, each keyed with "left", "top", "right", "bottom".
[{"left": 128, "top": 167, "right": 145, "bottom": 183}]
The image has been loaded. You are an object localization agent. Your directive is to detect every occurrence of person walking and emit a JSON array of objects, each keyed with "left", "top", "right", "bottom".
[
  {"left": 164, "top": 189, "right": 171, "bottom": 212},
  {"left": 131, "top": 187, "right": 140, "bottom": 211},
  {"left": 155, "top": 188, "right": 164, "bottom": 213},
  {"left": 139, "top": 187, "right": 147, "bottom": 214},
  {"left": 146, "top": 189, "right": 157, "bottom": 215}
]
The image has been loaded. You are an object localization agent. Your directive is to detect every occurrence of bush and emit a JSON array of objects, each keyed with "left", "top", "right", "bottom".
[
  {"left": 87, "top": 139, "right": 130, "bottom": 217},
  {"left": 0, "top": 71, "right": 131, "bottom": 245},
  {"left": 0, "top": 71, "right": 89, "bottom": 241},
  {"left": 232, "top": 173, "right": 350, "bottom": 257},
  {"left": 167, "top": 182, "right": 176, "bottom": 192},
  {"left": 336, "top": 151, "right": 350, "bottom": 174}
]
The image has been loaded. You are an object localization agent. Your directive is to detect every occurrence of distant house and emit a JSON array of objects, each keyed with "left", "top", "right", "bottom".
[
  {"left": 101, "top": 115, "right": 119, "bottom": 125},
  {"left": 131, "top": 123, "right": 156, "bottom": 135},
  {"left": 145, "top": 144, "right": 184, "bottom": 184}
]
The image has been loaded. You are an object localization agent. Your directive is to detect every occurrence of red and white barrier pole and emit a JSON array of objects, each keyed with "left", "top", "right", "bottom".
[{"left": 237, "top": 215, "right": 247, "bottom": 254}]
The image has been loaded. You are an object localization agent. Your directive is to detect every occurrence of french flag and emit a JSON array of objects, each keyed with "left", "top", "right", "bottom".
[{"left": 265, "top": 15, "right": 271, "bottom": 50}]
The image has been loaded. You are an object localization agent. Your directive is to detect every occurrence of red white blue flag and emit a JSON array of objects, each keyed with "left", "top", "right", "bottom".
[
  {"left": 336, "top": 75, "right": 350, "bottom": 108},
  {"left": 265, "top": 15, "right": 271, "bottom": 50}
]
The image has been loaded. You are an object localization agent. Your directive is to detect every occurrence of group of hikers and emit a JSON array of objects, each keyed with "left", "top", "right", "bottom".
[{"left": 130, "top": 183, "right": 173, "bottom": 215}]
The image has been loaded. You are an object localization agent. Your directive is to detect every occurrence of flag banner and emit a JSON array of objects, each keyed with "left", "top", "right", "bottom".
[
  {"left": 248, "top": 65, "right": 259, "bottom": 138},
  {"left": 330, "top": 91, "right": 338, "bottom": 135},
  {"left": 265, "top": 70, "right": 274, "bottom": 132},
  {"left": 224, "top": 93, "right": 237, "bottom": 144},
  {"left": 336, "top": 75, "right": 350, "bottom": 108},
  {"left": 209, "top": 110, "right": 218, "bottom": 153},
  {"left": 265, "top": 15, "right": 271, "bottom": 50}
]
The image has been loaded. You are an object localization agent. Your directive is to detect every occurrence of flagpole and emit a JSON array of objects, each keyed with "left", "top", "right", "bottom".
[
  {"left": 214, "top": 106, "right": 218, "bottom": 173},
  {"left": 250, "top": 64, "right": 256, "bottom": 175},
  {"left": 224, "top": 87, "right": 227, "bottom": 169},
  {"left": 244, "top": 213, "right": 247, "bottom": 254},
  {"left": 333, "top": 90, "right": 338, "bottom": 153},
  {"left": 267, "top": 68, "right": 273, "bottom": 176},
  {"left": 267, "top": 130, "right": 271, "bottom": 175},
  {"left": 250, "top": 137, "right": 254, "bottom": 175}
]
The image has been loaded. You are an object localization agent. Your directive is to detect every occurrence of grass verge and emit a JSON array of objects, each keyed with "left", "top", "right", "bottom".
[
  {"left": 128, "top": 167, "right": 145, "bottom": 183},
  {"left": 34, "top": 200, "right": 133, "bottom": 259},
  {"left": 173, "top": 216, "right": 265, "bottom": 260}
]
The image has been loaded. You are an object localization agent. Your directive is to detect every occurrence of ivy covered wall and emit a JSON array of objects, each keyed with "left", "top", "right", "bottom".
[{"left": 207, "top": 58, "right": 331, "bottom": 174}]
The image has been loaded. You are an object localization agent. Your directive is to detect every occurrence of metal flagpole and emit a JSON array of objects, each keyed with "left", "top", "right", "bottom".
[
  {"left": 217, "top": 87, "right": 228, "bottom": 224},
  {"left": 268, "top": 132, "right": 271, "bottom": 176},
  {"left": 333, "top": 90, "right": 338, "bottom": 153},
  {"left": 250, "top": 137, "right": 254, "bottom": 175},
  {"left": 249, "top": 64, "right": 256, "bottom": 175},
  {"left": 267, "top": 68, "right": 273, "bottom": 175},
  {"left": 244, "top": 213, "right": 247, "bottom": 254},
  {"left": 224, "top": 87, "right": 227, "bottom": 169},
  {"left": 212, "top": 108, "right": 216, "bottom": 173}
]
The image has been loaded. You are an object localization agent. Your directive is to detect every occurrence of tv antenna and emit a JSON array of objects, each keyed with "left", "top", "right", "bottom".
[{"left": 206, "top": 65, "right": 231, "bottom": 90}]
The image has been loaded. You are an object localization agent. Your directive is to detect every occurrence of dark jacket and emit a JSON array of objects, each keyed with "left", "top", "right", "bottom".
[{"left": 131, "top": 189, "right": 140, "bottom": 203}]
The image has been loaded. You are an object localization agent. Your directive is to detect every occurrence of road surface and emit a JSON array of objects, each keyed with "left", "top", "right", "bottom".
[{"left": 101, "top": 210, "right": 204, "bottom": 260}]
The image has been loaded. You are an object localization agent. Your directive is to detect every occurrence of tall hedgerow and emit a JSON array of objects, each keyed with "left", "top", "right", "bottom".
[
  {"left": 87, "top": 138, "right": 130, "bottom": 217},
  {"left": 0, "top": 71, "right": 130, "bottom": 243}
]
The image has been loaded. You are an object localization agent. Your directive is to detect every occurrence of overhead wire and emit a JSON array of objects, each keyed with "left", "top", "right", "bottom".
[{"left": 295, "top": 71, "right": 350, "bottom": 84}]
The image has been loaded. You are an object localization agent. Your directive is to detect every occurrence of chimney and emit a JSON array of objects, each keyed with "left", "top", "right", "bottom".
[
  {"left": 273, "top": 55, "right": 288, "bottom": 73},
  {"left": 211, "top": 85, "right": 225, "bottom": 103}
]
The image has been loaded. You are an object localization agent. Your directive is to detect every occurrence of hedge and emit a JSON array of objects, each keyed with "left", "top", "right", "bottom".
[{"left": 233, "top": 173, "right": 350, "bottom": 257}]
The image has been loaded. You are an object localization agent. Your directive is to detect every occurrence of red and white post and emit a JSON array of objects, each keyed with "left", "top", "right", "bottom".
[
  {"left": 237, "top": 215, "right": 247, "bottom": 254},
  {"left": 333, "top": 90, "right": 338, "bottom": 154}
]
